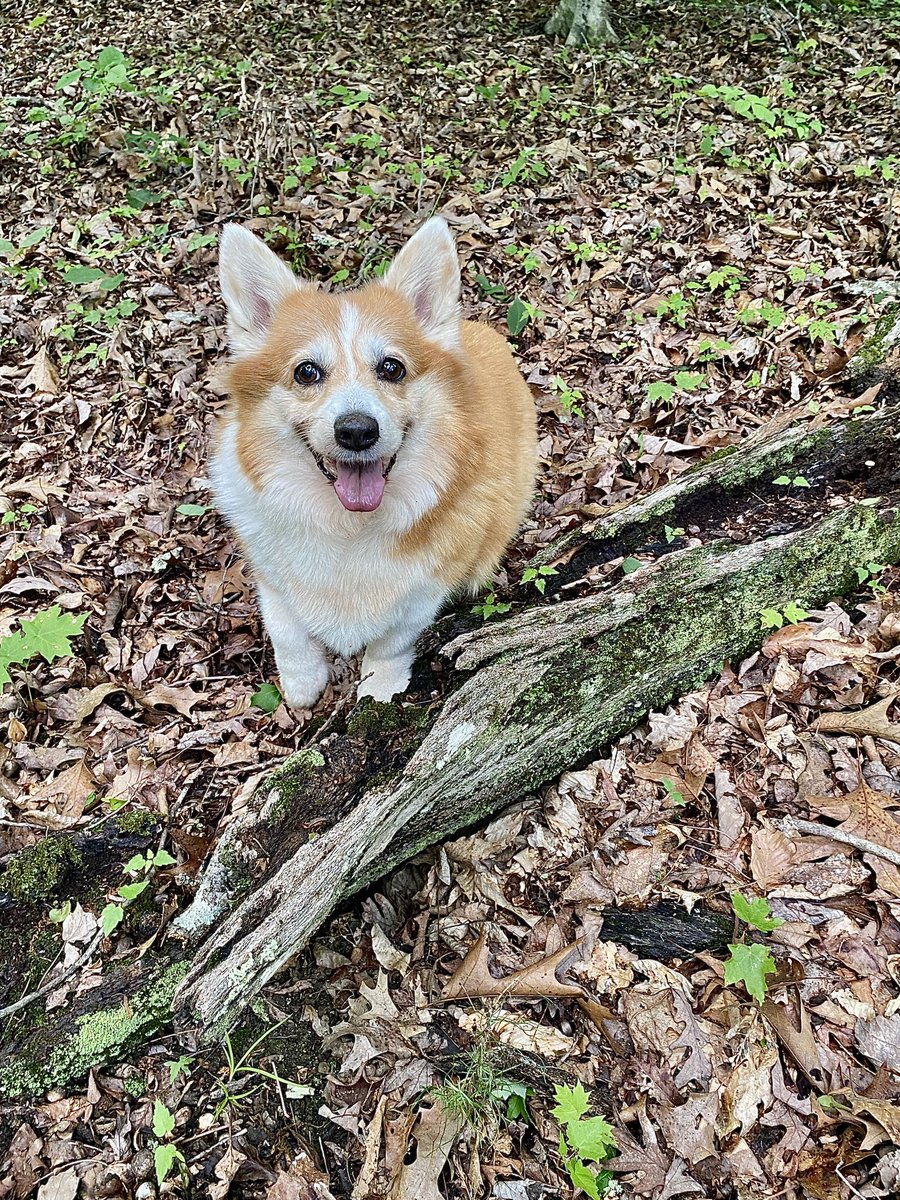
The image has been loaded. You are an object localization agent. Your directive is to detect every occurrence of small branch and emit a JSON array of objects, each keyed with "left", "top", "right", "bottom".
[
  {"left": 777, "top": 816, "right": 900, "bottom": 868},
  {"left": 0, "top": 926, "right": 104, "bottom": 1022}
]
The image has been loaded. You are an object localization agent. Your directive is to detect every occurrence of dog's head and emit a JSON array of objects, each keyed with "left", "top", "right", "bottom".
[{"left": 218, "top": 218, "right": 464, "bottom": 520}]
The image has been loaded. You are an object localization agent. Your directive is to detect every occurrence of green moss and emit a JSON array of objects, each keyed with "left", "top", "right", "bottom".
[
  {"left": 346, "top": 698, "right": 429, "bottom": 737},
  {"left": 123, "top": 1074, "right": 147, "bottom": 1097},
  {"left": 0, "top": 835, "right": 83, "bottom": 902},
  {"left": 264, "top": 748, "right": 326, "bottom": 825},
  {"left": 0, "top": 959, "right": 188, "bottom": 1099},
  {"left": 850, "top": 301, "right": 900, "bottom": 373},
  {"left": 113, "top": 808, "right": 157, "bottom": 836}
]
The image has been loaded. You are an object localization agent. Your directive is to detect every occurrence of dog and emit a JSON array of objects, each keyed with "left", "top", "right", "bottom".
[{"left": 210, "top": 216, "right": 538, "bottom": 708}]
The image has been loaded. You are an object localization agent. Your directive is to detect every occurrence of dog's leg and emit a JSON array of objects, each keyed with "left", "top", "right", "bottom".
[
  {"left": 256, "top": 581, "right": 329, "bottom": 709},
  {"left": 358, "top": 587, "right": 445, "bottom": 702}
]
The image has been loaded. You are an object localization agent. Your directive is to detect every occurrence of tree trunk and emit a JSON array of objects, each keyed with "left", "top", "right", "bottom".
[
  {"left": 171, "top": 388, "right": 900, "bottom": 1040},
  {"left": 545, "top": 0, "right": 616, "bottom": 46}
]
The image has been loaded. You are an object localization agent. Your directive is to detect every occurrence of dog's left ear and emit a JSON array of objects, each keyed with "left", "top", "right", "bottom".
[{"left": 383, "top": 217, "right": 460, "bottom": 348}]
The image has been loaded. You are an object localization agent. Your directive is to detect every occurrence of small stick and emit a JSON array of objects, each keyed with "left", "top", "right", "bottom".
[{"left": 778, "top": 816, "right": 900, "bottom": 868}]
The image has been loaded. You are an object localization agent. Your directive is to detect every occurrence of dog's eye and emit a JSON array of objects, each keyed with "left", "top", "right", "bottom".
[
  {"left": 294, "top": 361, "right": 324, "bottom": 386},
  {"left": 376, "top": 357, "right": 406, "bottom": 383}
]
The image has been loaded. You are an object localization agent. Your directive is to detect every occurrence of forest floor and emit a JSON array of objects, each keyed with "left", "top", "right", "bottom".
[{"left": 2, "top": 0, "right": 900, "bottom": 1196}]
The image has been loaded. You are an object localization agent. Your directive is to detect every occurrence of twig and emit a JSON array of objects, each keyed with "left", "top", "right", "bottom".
[
  {"left": 778, "top": 816, "right": 900, "bottom": 868},
  {"left": 0, "top": 925, "right": 105, "bottom": 1021}
]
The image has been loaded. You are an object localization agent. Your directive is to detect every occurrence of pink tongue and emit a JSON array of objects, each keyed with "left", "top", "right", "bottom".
[{"left": 333, "top": 460, "right": 386, "bottom": 512}]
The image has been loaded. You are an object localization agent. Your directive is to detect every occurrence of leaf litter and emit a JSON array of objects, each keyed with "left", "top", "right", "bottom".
[{"left": 2, "top": 0, "right": 900, "bottom": 1196}]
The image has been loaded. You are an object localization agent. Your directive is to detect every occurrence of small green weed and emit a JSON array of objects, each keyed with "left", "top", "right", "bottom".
[
  {"left": 549, "top": 374, "right": 584, "bottom": 418},
  {"left": 521, "top": 564, "right": 558, "bottom": 595},
  {"left": 153, "top": 1100, "right": 186, "bottom": 1186},
  {"left": 472, "top": 591, "right": 512, "bottom": 620}
]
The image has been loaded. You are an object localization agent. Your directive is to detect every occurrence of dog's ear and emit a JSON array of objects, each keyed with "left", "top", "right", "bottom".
[
  {"left": 219, "top": 224, "right": 303, "bottom": 355},
  {"left": 383, "top": 217, "right": 460, "bottom": 348}
]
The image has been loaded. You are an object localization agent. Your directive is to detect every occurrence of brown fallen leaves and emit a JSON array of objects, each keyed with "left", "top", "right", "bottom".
[{"left": 4, "top": 0, "right": 900, "bottom": 1195}]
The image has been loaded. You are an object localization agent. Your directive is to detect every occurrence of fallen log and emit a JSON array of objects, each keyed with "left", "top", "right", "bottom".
[{"left": 171, "top": 382, "right": 900, "bottom": 1040}]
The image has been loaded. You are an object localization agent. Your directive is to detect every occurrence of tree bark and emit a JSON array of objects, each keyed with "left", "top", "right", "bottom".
[
  {"left": 545, "top": 0, "right": 616, "bottom": 46},
  {"left": 170, "top": 387, "right": 900, "bottom": 1040}
]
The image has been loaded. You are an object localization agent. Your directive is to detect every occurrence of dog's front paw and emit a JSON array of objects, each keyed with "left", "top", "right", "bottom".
[
  {"left": 357, "top": 658, "right": 411, "bottom": 702},
  {"left": 280, "top": 659, "right": 330, "bottom": 710}
]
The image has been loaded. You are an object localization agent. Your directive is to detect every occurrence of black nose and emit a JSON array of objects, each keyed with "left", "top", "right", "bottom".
[{"left": 334, "top": 412, "right": 379, "bottom": 451}]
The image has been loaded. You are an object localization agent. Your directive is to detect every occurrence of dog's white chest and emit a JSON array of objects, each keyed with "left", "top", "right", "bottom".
[{"left": 210, "top": 426, "right": 443, "bottom": 657}]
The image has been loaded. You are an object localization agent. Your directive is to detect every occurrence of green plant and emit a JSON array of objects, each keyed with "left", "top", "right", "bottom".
[
  {"left": 507, "top": 298, "right": 541, "bottom": 335},
  {"left": 696, "top": 336, "right": 734, "bottom": 361},
  {"left": 705, "top": 265, "right": 745, "bottom": 297},
  {"left": 153, "top": 1100, "right": 186, "bottom": 1186},
  {"left": 723, "top": 892, "right": 781, "bottom": 1004},
  {"left": 521, "top": 564, "right": 558, "bottom": 595},
  {"left": 732, "top": 891, "right": 784, "bottom": 933},
  {"left": 551, "top": 1084, "right": 617, "bottom": 1199},
  {"left": 505, "top": 243, "right": 540, "bottom": 274},
  {"left": 656, "top": 289, "right": 692, "bottom": 327},
  {"left": 432, "top": 1029, "right": 531, "bottom": 1136},
  {"left": 501, "top": 147, "right": 548, "bottom": 187},
  {"left": 549, "top": 375, "right": 584, "bottom": 418},
  {"left": 166, "top": 1054, "right": 194, "bottom": 1085},
  {"left": 284, "top": 156, "right": 317, "bottom": 191},
  {"left": 214, "top": 1022, "right": 311, "bottom": 1117},
  {"left": 0, "top": 606, "right": 86, "bottom": 688},
  {"left": 26, "top": 48, "right": 133, "bottom": 149},
  {"left": 662, "top": 777, "right": 686, "bottom": 806},
  {"left": 773, "top": 474, "right": 810, "bottom": 488},
  {"left": 472, "top": 270, "right": 509, "bottom": 302},
  {"left": 472, "top": 591, "right": 511, "bottom": 620},
  {"left": 663, "top": 524, "right": 685, "bottom": 543},
  {"left": 759, "top": 600, "right": 810, "bottom": 629},
  {"left": 565, "top": 235, "right": 620, "bottom": 265},
  {"left": 100, "top": 846, "right": 177, "bottom": 936},
  {"left": 696, "top": 82, "right": 823, "bottom": 141},
  {"left": 251, "top": 682, "right": 282, "bottom": 712},
  {"left": 739, "top": 299, "right": 787, "bottom": 330},
  {"left": 855, "top": 561, "right": 888, "bottom": 595}
]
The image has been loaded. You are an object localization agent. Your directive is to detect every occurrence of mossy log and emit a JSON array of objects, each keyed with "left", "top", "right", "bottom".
[{"left": 170, "top": 387, "right": 900, "bottom": 1041}]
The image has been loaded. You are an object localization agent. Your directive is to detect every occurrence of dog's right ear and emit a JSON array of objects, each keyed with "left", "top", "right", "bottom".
[{"left": 219, "top": 224, "right": 303, "bottom": 355}]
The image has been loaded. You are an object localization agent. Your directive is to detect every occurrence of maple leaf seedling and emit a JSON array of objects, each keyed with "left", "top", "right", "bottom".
[
  {"left": 724, "top": 892, "right": 782, "bottom": 1004},
  {"left": 0, "top": 605, "right": 86, "bottom": 688},
  {"left": 724, "top": 942, "right": 777, "bottom": 1005},
  {"left": 731, "top": 891, "right": 784, "bottom": 933},
  {"left": 551, "top": 1084, "right": 617, "bottom": 1199}
]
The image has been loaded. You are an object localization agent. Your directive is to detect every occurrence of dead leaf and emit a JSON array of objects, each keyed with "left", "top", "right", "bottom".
[
  {"left": 36, "top": 1168, "right": 79, "bottom": 1200},
  {"left": 856, "top": 1013, "right": 900, "bottom": 1072},
  {"left": 23, "top": 760, "right": 95, "bottom": 829},
  {"left": 22, "top": 348, "right": 60, "bottom": 397},
  {"left": 142, "top": 682, "right": 204, "bottom": 716},
  {"left": 457, "top": 1008, "right": 575, "bottom": 1058},
  {"left": 388, "top": 1100, "right": 464, "bottom": 1200},
  {"left": 443, "top": 933, "right": 583, "bottom": 1001},
  {"left": 815, "top": 695, "right": 900, "bottom": 744},
  {"left": 750, "top": 823, "right": 796, "bottom": 889},
  {"left": 209, "top": 1146, "right": 248, "bottom": 1200}
]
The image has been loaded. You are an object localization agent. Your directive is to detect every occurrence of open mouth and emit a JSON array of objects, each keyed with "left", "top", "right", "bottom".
[{"left": 309, "top": 446, "right": 398, "bottom": 513}]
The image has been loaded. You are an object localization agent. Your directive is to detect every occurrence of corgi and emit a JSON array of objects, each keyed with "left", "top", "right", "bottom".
[{"left": 210, "top": 217, "right": 537, "bottom": 708}]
